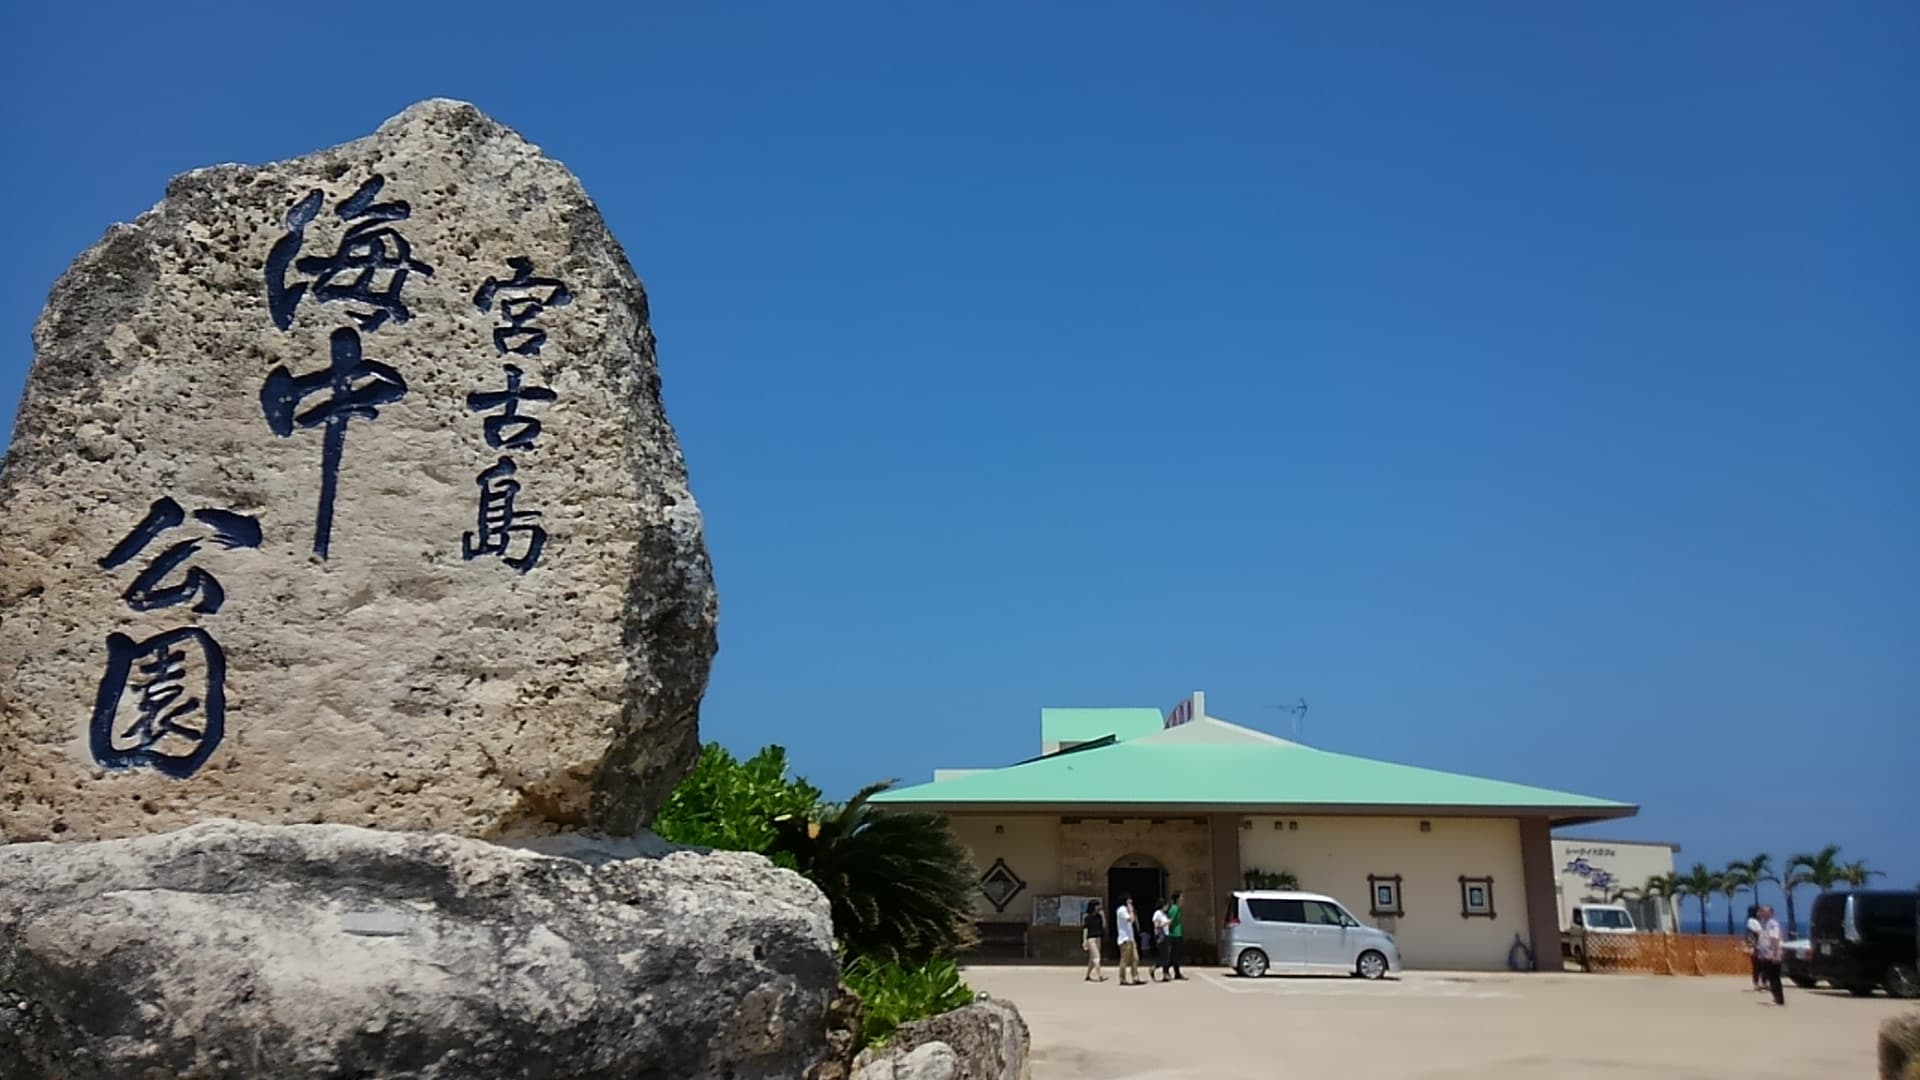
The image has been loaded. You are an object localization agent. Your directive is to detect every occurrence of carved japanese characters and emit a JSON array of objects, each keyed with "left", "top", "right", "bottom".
[{"left": 0, "top": 100, "right": 717, "bottom": 842}]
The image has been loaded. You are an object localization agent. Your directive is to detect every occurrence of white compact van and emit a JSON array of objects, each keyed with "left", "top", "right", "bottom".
[{"left": 1222, "top": 890, "right": 1402, "bottom": 980}]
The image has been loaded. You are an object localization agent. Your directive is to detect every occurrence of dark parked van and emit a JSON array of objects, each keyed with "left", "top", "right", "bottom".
[{"left": 1807, "top": 889, "right": 1919, "bottom": 998}]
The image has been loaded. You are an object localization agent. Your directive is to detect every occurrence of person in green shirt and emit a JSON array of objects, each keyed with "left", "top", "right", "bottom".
[{"left": 1166, "top": 891, "right": 1186, "bottom": 980}]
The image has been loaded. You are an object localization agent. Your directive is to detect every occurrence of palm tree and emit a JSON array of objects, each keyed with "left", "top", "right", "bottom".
[
  {"left": 1725, "top": 858, "right": 1753, "bottom": 927},
  {"left": 772, "top": 780, "right": 978, "bottom": 963},
  {"left": 1642, "top": 872, "right": 1681, "bottom": 932},
  {"left": 1718, "top": 862, "right": 1754, "bottom": 936},
  {"left": 1785, "top": 846, "right": 1847, "bottom": 936},
  {"left": 1839, "top": 859, "right": 1882, "bottom": 887},
  {"left": 1739, "top": 854, "right": 1779, "bottom": 910},
  {"left": 1674, "top": 863, "right": 1723, "bottom": 935}
]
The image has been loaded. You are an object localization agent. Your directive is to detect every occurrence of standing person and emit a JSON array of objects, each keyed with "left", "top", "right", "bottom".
[
  {"left": 1151, "top": 900, "right": 1173, "bottom": 981},
  {"left": 1082, "top": 900, "right": 1107, "bottom": 982},
  {"left": 1167, "top": 890, "right": 1186, "bottom": 980},
  {"left": 1753, "top": 904, "right": 1785, "bottom": 1006},
  {"left": 1744, "top": 904, "right": 1763, "bottom": 992},
  {"left": 1115, "top": 893, "right": 1142, "bottom": 986}
]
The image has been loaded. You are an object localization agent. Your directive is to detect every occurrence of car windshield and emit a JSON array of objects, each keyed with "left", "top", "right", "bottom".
[{"left": 1585, "top": 909, "right": 1632, "bottom": 929}]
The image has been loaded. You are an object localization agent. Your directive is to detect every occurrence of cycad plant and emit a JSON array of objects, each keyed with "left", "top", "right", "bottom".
[{"left": 773, "top": 781, "right": 977, "bottom": 963}]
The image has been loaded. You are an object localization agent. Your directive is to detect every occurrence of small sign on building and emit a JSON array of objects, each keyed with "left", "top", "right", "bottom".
[{"left": 1164, "top": 691, "right": 1205, "bottom": 729}]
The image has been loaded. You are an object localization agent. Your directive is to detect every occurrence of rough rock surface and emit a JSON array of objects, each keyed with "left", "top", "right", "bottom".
[
  {"left": 1883, "top": 1012, "right": 1920, "bottom": 1080},
  {"left": 0, "top": 820, "right": 837, "bottom": 1079},
  {"left": 0, "top": 99, "right": 715, "bottom": 842},
  {"left": 851, "top": 1000, "right": 1030, "bottom": 1080},
  {"left": 852, "top": 1042, "right": 959, "bottom": 1080},
  {"left": 806, "top": 984, "right": 867, "bottom": 1080}
]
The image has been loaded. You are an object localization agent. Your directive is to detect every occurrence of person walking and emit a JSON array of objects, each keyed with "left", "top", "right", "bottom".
[
  {"left": 1744, "top": 904, "right": 1763, "bottom": 992},
  {"left": 1115, "top": 894, "right": 1143, "bottom": 986},
  {"left": 1753, "top": 904, "right": 1785, "bottom": 1006},
  {"left": 1166, "top": 890, "right": 1186, "bottom": 980},
  {"left": 1082, "top": 900, "right": 1108, "bottom": 982},
  {"left": 1151, "top": 900, "right": 1173, "bottom": 981}
]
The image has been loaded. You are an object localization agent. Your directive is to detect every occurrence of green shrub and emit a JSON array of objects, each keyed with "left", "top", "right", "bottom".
[
  {"left": 650, "top": 744, "right": 821, "bottom": 868},
  {"left": 1244, "top": 868, "right": 1300, "bottom": 890},
  {"left": 653, "top": 744, "right": 976, "bottom": 963},
  {"left": 842, "top": 955, "right": 974, "bottom": 1047}
]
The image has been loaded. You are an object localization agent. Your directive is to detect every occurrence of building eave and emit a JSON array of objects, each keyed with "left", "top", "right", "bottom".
[{"left": 879, "top": 799, "right": 1639, "bottom": 827}]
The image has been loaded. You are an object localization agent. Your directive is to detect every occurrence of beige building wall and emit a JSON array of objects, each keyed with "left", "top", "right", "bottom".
[
  {"left": 947, "top": 814, "right": 1062, "bottom": 922},
  {"left": 1239, "top": 815, "right": 1530, "bottom": 971},
  {"left": 1058, "top": 816, "right": 1215, "bottom": 938},
  {"left": 947, "top": 815, "right": 1222, "bottom": 940}
]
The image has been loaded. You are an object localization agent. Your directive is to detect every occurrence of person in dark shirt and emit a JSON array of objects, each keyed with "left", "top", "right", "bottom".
[{"left": 1083, "top": 899, "right": 1108, "bottom": 981}]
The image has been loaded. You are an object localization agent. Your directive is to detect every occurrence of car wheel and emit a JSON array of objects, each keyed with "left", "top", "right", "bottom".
[
  {"left": 1887, "top": 963, "right": 1920, "bottom": 1000},
  {"left": 1356, "top": 950, "right": 1389, "bottom": 980},
  {"left": 1846, "top": 985, "right": 1876, "bottom": 997},
  {"left": 1790, "top": 975, "right": 1818, "bottom": 989},
  {"left": 1236, "top": 948, "right": 1269, "bottom": 979}
]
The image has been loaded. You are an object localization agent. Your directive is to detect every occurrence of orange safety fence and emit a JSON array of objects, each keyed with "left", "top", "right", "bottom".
[{"left": 1577, "top": 932, "right": 1753, "bottom": 976}]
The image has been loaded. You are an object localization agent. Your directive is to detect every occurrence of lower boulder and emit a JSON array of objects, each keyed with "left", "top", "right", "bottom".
[
  {"left": 0, "top": 819, "right": 838, "bottom": 1079},
  {"left": 851, "top": 999, "right": 1029, "bottom": 1080},
  {"left": 852, "top": 1041, "right": 960, "bottom": 1080}
]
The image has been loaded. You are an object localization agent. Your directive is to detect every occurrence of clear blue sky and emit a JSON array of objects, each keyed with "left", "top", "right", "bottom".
[{"left": 4, "top": 4, "right": 1915, "bottom": 917}]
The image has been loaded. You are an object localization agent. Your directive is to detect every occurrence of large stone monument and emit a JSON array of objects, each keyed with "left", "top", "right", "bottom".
[
  {"left": 0, "top": 99, "right": 717, "bottom": 842},
  {"left": 0, "top": 103, "right": 845, "bottom": 1080}
]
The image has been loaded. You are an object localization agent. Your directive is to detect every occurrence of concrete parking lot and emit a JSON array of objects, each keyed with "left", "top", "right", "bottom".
[{"left": 963, "top": 965, "right": 1913, "bottom": 1079}]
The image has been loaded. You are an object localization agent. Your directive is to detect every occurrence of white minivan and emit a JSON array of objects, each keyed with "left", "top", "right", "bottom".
[{"left": 1223, "top": 890, "right": 1402, "bottom": 980}]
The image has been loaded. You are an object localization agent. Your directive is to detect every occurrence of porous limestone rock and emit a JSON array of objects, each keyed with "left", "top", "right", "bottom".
[
  {"left": 850, "top": 999, "right": 1030, "bottom": 1080},
  {"left": 0, "top": 820, "right": 837, "bottom": 1079},
  {"left": 0, "top": 99, "right": 716, "bottom": 842},
  {"left": 851, "top": 1042, "right": 960, "bottom": 1080},
  {"left": 1883, "top": 1012, "right": 1920, "bottom": 1080},
  {"left": 807, "top": 983, "right": 867, "bottom": 1080}
]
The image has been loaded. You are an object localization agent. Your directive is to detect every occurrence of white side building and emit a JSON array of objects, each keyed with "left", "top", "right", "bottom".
[{"left": 1551, "top": 836, "right": 1681, "bottom": 933}]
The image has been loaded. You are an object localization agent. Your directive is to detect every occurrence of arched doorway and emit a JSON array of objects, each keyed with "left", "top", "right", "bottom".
[{"left": 1105, "top": 853, "right": 1167, "bottom": 958}]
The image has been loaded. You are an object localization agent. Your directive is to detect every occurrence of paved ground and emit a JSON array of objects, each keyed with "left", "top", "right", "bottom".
[{"left": 963, "top": 964, "right": 1913, "bottom": 1079}]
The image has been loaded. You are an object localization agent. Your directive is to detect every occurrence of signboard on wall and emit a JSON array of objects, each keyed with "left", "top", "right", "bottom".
[{"left": 1032, "top": 894, "right": 1100, "bottom": 926}]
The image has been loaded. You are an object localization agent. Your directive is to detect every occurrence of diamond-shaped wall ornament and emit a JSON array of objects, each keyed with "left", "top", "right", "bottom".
[{"left": 978, "top": 858, "right": 1027, "bottom": 912}]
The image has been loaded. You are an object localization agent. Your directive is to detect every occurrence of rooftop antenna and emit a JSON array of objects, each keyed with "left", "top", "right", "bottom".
[{"left": 1264, "top": 698, "right": 1309, "bottom": 742}]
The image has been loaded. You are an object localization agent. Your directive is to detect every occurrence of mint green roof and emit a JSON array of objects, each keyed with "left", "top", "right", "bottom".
[
  {"left": 1039, "top": 707, "right": 1164, "bottom": 746},
  {"left": 873, "top": 719, "right": 1632, "bottom": 824}
]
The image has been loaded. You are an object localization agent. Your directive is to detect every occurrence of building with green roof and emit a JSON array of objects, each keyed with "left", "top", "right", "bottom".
[{"left": 874, "top": 691, "right": 1636, "bottom": 971}]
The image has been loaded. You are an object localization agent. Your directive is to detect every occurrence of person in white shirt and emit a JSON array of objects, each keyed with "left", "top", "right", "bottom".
[
  {"left": 1151, "top": 902, "right": 1174, "bottom": 982},
  {"left": 1744, "top": 905, "right": 1764, "bottom": 991},
  {"left": 1752, "top": 905, "right": 1785, "bottom": 1006},
  {"left": 1114, "top": 894, "right": 1142, "bottom": 986}
]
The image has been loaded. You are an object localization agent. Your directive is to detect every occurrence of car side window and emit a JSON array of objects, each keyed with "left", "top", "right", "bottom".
[
  {"left": 1247, "top": 898, "right": 1306, "bottom": 923},
  {"left": 1301, "top": 900, "right": 1344, "bottom": 926}
]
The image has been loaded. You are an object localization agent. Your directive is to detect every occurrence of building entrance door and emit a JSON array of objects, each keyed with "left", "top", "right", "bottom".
[{"left": 1107, "top": 857, "right": 1167, "bottom": 961}]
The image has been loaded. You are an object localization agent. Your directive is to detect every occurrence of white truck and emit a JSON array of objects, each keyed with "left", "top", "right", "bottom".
[{"left": 1562, "top": 903, "right": 1638, "bottom": 967}]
